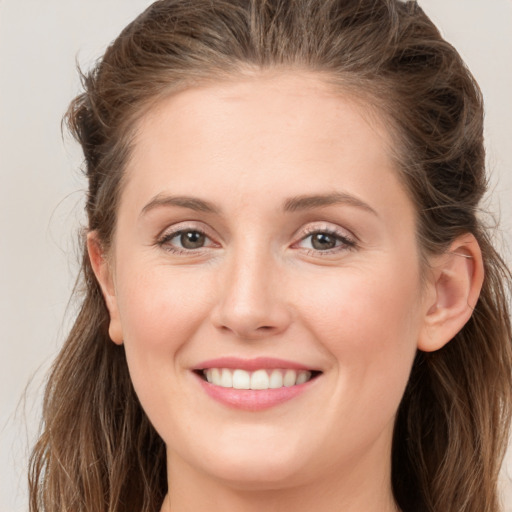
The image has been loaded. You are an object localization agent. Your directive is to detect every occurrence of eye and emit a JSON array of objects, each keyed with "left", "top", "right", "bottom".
[
  {"left": 175, "top": 230, "right": 207, "bottom": 250},
  {"left": 157, "top": 228, "right": 216, "bottom": 254},
  {"left": 296, "top": 229, "right": 356, "bottom": 253}
]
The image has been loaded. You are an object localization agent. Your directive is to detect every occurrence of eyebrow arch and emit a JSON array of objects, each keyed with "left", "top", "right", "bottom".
[
  {"left": 140, "top": 194, "right": 221, "bottom": 216},
  {"left": 283, "top": 192, "right": 379, "bottom": 216},
  {"left": 140, "top": 192, "right": 378, "bottom": 218}
]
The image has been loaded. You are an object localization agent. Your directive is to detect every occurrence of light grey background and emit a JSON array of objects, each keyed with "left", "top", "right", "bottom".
[{"left": 1, "top": 1, "right": 511, "bottom": 511}]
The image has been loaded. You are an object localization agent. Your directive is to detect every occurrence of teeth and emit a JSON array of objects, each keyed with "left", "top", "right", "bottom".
[
  {"left": 233, "top": 369, "right": 250, "bottom": 389},
  {"left": 296, "top": 371, "right": 309, "bottom": 385},
  {"left": 283, "top": 369, "right": 296, "bottom": 387},
  {"left": 220, "top": 368, "right": 232, "bottom": 388},
  {"left": 202, "top": 368, "right": 313, "bottom": 389},
  {"left": 251, "top": 369, "right": 269, "bottom": 390},
  {"left": 269, "top": 370, "right": 283, "bottom": 389},
  {"left": 211, "top": 368, "right": 221, "bottom": 384}
]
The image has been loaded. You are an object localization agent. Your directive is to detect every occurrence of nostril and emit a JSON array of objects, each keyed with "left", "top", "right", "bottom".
[{"left": 218, "top": 323, "right": 276, "bottom": 337}]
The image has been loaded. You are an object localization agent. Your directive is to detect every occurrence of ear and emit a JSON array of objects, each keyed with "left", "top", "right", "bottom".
[
  {"left": 87, "top": 232, "right": 124, "bottom": 345},
  {"left": 418, "top": 233, "right": 484, "bottom": 352}
]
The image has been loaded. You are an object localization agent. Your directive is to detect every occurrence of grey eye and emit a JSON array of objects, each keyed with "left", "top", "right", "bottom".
[
  {"left": 310, "top": 232, "right": 338, "bottom": 250},
  {"left": 296, "top": 229, "right": 355, "bottom": 253},
  {"left": 179, "top": 231, "right": 206, "bottom": 249}
]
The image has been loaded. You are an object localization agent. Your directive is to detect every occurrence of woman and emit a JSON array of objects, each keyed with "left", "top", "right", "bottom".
[{"left": 29, "top": 1, "right": 512, "bottom": 511}]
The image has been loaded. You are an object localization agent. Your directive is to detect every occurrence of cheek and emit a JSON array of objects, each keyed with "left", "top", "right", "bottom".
[
  {"left": 296, "top": 265, "right": 421, "bottom": 443},
  {"left": 115, "top": 264, "right": 214, "bottom": 365},
  {"left": 300, "top": 263, "right": 421, "bottom": 343},
  {"left": 296, "top": 262, "right": 421, "bottom": 401},
  {"left": 113, "top": 264, "right": 218, "bottom": 434}
]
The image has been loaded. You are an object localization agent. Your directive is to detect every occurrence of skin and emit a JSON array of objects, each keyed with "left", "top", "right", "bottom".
[{"left": 89, "top": 71, "right": 484, "bottom": 512}]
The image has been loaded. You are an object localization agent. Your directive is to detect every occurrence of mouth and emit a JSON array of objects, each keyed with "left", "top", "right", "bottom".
[
  {"left": 194, "top": 368, "right": 322, "bottom": 390},
  {"left": 192, "top": 357, "right": 323, "bottom": 410}
]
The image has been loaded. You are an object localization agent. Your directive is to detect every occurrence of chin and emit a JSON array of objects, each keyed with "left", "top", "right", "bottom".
[
  {"left": 186, "top": 438, "right": 312, "bottom": 490},
  {"left": 205, "top": 460, "right": 306, "bottom": 491}
]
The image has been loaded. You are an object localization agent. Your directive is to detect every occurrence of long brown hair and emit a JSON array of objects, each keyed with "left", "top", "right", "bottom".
[{"left": 29, "top": 1, "right": 512, "bottom": 511}]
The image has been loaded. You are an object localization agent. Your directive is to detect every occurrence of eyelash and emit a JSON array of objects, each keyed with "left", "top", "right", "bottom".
[
  {"left": 156, "top": 226, "right": 217, "bottom": 255},
  {"left": 155, "top": 225, "right": 357, "bottom": 256},
  {"left": 295, "top": 227, "right": 357, "bottom": 255}
]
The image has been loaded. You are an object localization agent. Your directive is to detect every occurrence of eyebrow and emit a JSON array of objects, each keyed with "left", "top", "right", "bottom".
[
  {"left": 283, "top": 192, "right": 379, "bottom": 217},
  {"left": 140, "top": 194, "right": 221, "bottom": 216},
  {"left": 140, "top": 192, "right": 378, "bottom": 217}
]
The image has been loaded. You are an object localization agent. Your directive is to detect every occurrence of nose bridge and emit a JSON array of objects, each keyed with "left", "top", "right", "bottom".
[{"left": 212, "top": 238, "right": 291, "bottom": 339}]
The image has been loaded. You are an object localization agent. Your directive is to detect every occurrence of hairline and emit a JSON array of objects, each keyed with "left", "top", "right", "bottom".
[{"left": 103, "top": 65, "right": 438, "bottom": 287}]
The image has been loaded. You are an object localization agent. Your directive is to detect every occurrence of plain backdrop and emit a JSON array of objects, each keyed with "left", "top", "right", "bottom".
[{"left": 1, "top": 1, "right": 511, "bottom": 511}]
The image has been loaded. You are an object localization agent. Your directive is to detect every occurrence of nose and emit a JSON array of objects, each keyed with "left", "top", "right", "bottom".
[{"left": 210, "top": 249, "right": 292, "bottom": 340}]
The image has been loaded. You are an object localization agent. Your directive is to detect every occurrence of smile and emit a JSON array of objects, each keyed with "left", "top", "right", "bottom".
[
  {"left": 192, "top": 357, "right": 322, "bottom": 411},
  {"left": 200, "top": 368, "right": 318, "bottom": 390}
]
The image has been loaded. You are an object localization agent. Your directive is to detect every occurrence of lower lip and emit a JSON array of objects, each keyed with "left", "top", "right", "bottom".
[{"left": 194, "top": 372, "right": 318, "bottom": 411}]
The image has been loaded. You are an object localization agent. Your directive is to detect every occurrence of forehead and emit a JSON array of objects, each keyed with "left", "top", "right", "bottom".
[
  {"left": 133, "top": 72, "right": 392, "bottom": 149},
  {"left": 125, "top": 71, "right": 402, "bottom": 201},
  {"left": 124, "top": 71, "right": 410, "bottom": 218}
]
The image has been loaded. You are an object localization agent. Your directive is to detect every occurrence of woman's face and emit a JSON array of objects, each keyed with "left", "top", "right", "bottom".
[{"left": 101, "top": 72, "right": 432, "bottom": 489}]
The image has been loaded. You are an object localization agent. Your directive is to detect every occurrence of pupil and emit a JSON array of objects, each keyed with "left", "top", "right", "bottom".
[
  {"left": 181, "top": 231, "right": 205, "bottom": 249},
  {"left": 312, "top": 232, "right": 336, "bottom": 250}
]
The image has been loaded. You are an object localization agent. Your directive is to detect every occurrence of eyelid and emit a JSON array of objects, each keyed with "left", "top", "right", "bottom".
[
  {"left": 156, "top": 221, "right": 220, "bottom": 253},
  {"left": 157, "top": 219, "right": 214, "bottom": 238},
  {"left": 154, "top": 220, "right": 357, "bottom": 256},
  {"left": 297, "top": 222, "right": 357, "bottom": 242},
  {"left": 292, "top": 222, "right": 358, "bottom": 253}
]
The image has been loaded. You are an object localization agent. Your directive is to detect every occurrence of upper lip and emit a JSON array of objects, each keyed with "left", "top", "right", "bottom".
[{"left": 192, "top": 357, "right": 320, "bottom": 372}]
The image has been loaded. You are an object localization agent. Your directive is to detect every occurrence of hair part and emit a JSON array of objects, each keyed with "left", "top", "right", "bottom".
[{"left": 30, "top": 1, "right": 512, "bottom": 511}]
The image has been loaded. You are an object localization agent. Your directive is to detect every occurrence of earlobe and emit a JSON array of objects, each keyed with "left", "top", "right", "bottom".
[
  {"left": 418, "top": 234, "right": 484, "bottom": 352},
  {"left": 86, "top": 232, "right": 124, "bottom": 345}
]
